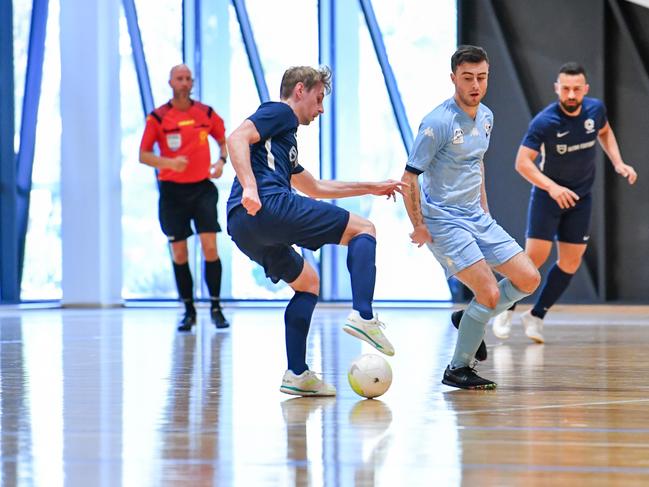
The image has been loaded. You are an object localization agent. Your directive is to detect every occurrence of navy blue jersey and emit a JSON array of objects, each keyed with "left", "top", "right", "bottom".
[
  {"left": 227, "top": 102, "right": 305, "bottom": 214},
  {"left": 521, "top": 97, "right": 607, "bottom": 196}
]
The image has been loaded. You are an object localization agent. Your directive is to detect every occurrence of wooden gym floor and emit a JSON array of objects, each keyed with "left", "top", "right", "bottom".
[{"left": 0, "top": 304, "right": 648, "bottom": 486}]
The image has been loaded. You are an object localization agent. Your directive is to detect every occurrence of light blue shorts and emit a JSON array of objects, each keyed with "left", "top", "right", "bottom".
[{"left": 425, "top": 213, "right": 522, "bottom": 278}]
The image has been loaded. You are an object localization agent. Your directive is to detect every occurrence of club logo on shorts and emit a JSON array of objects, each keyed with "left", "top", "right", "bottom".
[
  {"left": 452, "top": 128, "right": 464, "bottom": 145},
  {"left": 166, "top": 133, "right": 182, "bottom": 151},
  {"left": 584, "top": 118, "right": 595, "bottom": 134},
  {"left": 556, "top": 144, "right": 567, "bottom": 155},
  {"left": 289, "top": 146, "right": 298, "bottom": 166}
]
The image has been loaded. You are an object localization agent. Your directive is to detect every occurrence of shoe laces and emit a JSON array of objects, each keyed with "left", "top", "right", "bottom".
[
  {"left": 301, "top": 370, "right": 326, "bottom": 385},
  {"left": 369, "top": 314, "right": 386, "bottom": 330}
]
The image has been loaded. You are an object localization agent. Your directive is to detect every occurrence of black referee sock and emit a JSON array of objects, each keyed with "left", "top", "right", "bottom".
[
  {"left": 204, "top": 259, "right": 223, "bottom": 310},
  {"left": 173, "top": 262, "right": 196, "bottom": 316}
]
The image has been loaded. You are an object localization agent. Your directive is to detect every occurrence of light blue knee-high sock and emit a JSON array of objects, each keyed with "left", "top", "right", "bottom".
[
  {"left": 451, "top": 300, "right": 492, "bottom": 368},
  {"left": 450, "top": 279, "right": 531, "bottom": 368},
  {"left": 494, "top": 278, "right": 531, "bottom": 315}
]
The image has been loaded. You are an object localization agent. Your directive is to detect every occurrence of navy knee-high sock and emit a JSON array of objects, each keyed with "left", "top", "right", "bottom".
[
  {"left": 285, "top": 292, "right": 318, "bottom": 375},
  {"left": 173, "top": 262, "right": 195, "bottom": 315},
  {"left": 346, "top": 234, "right": 376, "bottom": 320},
  {"left": 532, "top": 263, "right": 574, "bottom": 319}
]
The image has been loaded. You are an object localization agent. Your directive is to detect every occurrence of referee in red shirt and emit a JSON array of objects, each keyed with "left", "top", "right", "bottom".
[{"left": 139, "top": 64, "right": 229, "bottom": 331}]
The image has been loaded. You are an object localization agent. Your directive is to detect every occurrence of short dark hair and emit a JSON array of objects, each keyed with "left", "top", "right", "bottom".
[
  {"left": 451, "top": 45, "right": 489, "bottom": 72},
  {"left": 558, "top": 62, "right": 587, "bottom": 79},
  {"left": 279, "top": 66, "right": 332, "bottom": 100}
]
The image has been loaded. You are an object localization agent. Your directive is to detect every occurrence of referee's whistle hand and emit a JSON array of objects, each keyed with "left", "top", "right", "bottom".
[{"left": 169, "top": 155, "right": 188, "bottom": 172}]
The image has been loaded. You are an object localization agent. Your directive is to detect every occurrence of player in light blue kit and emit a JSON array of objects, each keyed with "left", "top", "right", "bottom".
[
  {"left": 401, "top": 46, "right": 540, "bottom": 389},
  {"left": 492, "top": 63, "right": 637, "bottom": 343}
]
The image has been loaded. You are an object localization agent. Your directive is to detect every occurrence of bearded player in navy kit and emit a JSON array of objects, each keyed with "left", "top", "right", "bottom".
[
  {"left": 492, "top": 62, "right": 637, "bottom": 343},
  {"left": 226, "top": 66, "right": 405, "bottom": 397}
]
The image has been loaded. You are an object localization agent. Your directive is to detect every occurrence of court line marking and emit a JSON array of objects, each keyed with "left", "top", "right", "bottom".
[{"left": 443, "top": 397, "right": 649, "bottom": 416}]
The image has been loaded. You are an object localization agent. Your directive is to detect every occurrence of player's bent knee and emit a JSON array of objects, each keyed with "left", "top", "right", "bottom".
[
  {"left": 557, "top": 259, "right": 581, "bottom": 274},
  {"left": 347, "top": 216, "right": 376, "bottom": 238},
  {"left": 477, "top": 287, "right": 500, "bottom": 309},
  {"left": 526, "top": 268, "right": 542, "bottom": 293},
  {"left": 289, "top": 264, "right": 320, "bottom": 295}
]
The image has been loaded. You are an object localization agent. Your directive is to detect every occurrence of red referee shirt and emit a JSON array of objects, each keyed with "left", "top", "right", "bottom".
[{"left": 140, "top": 100, "right": 226, "bottom": 183}]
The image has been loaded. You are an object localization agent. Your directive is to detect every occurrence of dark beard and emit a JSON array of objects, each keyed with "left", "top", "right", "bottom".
[{"left": 560, "top": 100, "right": 581, "bottom": 113}]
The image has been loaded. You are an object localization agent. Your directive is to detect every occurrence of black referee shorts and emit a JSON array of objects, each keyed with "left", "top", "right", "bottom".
[{"left": 158, "top": 179, "right": 221, "bottom": 242}]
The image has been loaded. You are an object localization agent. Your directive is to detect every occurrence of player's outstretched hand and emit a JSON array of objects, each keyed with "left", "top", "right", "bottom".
[
  {"left": 409, "top": 224, "right": 432, "bottom": 248},
  {"left": 241, "top": 187, "right": 262, "bottom": 216},
  {"left": 372, "top": 179, "right": 409, "bottom": 201},
  {"left": 548, "top": 183, "right": 579, "bottom": 209},
  {"left": 615, "top": 163, "right": 637, "bottom": 185}
]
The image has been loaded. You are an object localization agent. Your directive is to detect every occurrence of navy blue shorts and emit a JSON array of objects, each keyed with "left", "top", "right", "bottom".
[
  {"left": 158, "top": 179, "right": 221, "bottom": 243},
  {"left": 526, "top": 189, "right": 592, "bottom": 244},
  {"left": 227, "top": 192, "right": 350, "bottom": 284}
]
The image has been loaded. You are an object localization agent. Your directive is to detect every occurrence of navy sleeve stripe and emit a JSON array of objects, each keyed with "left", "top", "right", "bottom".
[{"left": 405, "top": 164, "right": 423, "bottom": 175}]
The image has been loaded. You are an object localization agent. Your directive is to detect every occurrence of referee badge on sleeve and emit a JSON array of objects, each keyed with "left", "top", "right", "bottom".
[{"left": 166, "top": 133, "right": 182, "bottom": 151}]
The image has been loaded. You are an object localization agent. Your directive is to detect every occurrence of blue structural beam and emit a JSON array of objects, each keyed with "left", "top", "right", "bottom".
[
  {"left": 318, "top": 0, "right": 337, "bottom": 300},
  {"left": 319, "top": 0, "right": 336, "bottom": 181},
  {"left": 16, "top": 0, "right": 49, "bottom": 288},
  {"left": 122, "top": 0, "right": 154, "bottom": 115},
  {"left": 193, "top": 0, "right": 203, "bottom": 99},
  {"left": 0, "top": 0, "right": 18, "bottom": 302},
  {"left": 358, "top": 0, "right": 413, "bottom": 152},
  {"left": 231, "top": 0, "right": 270, "bottom": 102}
]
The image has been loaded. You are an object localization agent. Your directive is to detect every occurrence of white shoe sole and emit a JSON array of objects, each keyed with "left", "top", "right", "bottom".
[
  {"left": 343, "top": 324, "right": 395, "bottom": 356},
  {"left": 279, "top": 385, "right": 336, "bottom": 397},
  {"left": 493, "top": 327, "right": 510, "bottom": 340},
  {"left": 525, "top": 333, "right": 545, "bottom": 344}
]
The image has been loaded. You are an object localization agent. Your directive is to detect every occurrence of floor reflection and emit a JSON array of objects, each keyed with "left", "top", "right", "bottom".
[
  {"left": 0, "top": 306, "right": 647, "bottom": 486},
  {"left": 347, "top": 399, "right": 393, "bottom": 486},
  {"left": 0, "top": 316, "right": 29, "bottom": 487}
]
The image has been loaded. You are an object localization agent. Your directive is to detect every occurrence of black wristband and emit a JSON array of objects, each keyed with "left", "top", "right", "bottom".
[{"left": 218, "top": 156, "right": 227, "bottom": 164}]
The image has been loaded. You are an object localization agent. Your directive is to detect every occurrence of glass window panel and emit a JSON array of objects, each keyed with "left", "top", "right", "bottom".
[
  {"left": 21, "top": 0, "right": 63, "bottom": 300},
  {"left": 333, "top": 2, "right": 453, "bottom": 301},
  {"left": 13, "top": 0, "right": 32, "bottom": 153},
  {"left": 120, "top": 1, "right": 182, "bottom": 299},
  {"left": 246, "top": 0, "right": 320, "bottom": 176},
  {"left": 372, "top": 1, "right": 457, "bottom": 128}
]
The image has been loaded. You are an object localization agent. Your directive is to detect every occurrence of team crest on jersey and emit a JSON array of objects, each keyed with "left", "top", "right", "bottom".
[
  {"left": 556, "top": 144, "right": 567, "bottom": 155},
  {"left": 289, "top": 146, "right": 298, "bottom": 166},
  {"left": 452, "top": 128, "right": 464, "bottom": 144},
  {"left": 166, "top": 133, "right": 181, "bottom": 151},
  {"left": 584, "top": 118, "right": 595, "bottom": 134},
  {"left": 484, "top": 121, "right": 492, "bottom": 136}
]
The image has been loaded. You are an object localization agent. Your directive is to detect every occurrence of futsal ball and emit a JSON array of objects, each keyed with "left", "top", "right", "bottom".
[{"left": 348, "top": 353, "right": 392, "bottom": 398}]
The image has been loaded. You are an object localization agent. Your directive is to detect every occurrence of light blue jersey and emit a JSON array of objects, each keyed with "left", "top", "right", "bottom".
[
  {"left": 405, "top": 97, "right": 521, "bottom": 278},
  {"left": 406, "top": 97, "right": 493, "bottom": 219}
]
